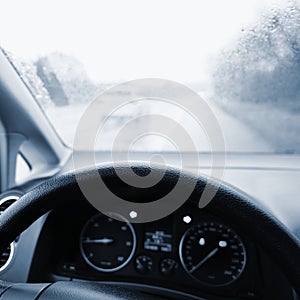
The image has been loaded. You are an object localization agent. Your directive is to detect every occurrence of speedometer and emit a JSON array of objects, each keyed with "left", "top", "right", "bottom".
[
  {"left": 80, "top": 213, "right": 136, "bottom": 272},
  {"left": 179, "top": 221, "right": 246, "bottom": 286}
]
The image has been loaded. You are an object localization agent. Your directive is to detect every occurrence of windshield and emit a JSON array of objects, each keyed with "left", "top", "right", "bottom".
[{"left": 1, "top": 0, "right": 299, "bottom": 153}]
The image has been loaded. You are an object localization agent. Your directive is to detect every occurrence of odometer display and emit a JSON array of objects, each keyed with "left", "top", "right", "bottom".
[
  {"left": 80, "top": 214, "right": 136, "bottom": 272},
  {"left": 179, "top": 222, "right": 246, "bottom": 286}
]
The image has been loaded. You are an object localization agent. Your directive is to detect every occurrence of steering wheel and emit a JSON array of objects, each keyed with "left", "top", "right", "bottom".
[{"left": 0, "top": 164, "right": 299, "bottom": 299}]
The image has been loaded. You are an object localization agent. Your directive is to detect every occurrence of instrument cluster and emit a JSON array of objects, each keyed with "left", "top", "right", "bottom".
[
  {"left": 28, "top": 198, "right": 293, "bottom": 299},
  {"left": 34, "top": 203, "right": 285, "bottom": 299},
  {"left": 77, "top": 209, "right": 248, "bottom": 288}
]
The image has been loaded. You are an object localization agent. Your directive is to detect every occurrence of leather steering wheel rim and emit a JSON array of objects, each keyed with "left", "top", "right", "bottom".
[{"left": 0, "top": 163, "right": 299, "bottom": 298}]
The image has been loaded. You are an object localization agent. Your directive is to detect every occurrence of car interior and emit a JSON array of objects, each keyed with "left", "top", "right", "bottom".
[{"left": 0, "top": 1, "right": 300, "bottom": 299}]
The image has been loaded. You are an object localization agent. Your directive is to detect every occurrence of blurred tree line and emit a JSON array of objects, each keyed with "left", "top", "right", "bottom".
[{"left": 213, "top": 4, "right": 300, "bottom": 112}]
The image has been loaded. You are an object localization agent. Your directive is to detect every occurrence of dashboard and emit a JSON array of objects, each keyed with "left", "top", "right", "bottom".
[{"left": 27, "top": 199, "right": 293, "bottom": 300}]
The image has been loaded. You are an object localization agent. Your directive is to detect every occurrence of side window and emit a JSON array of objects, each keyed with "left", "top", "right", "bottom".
[{"left": 15, "top": 153, "right": 31, "bottom": 184}]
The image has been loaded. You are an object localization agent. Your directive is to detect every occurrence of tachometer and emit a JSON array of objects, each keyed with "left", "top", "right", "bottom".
[
  {"left": 80, "top": 213, "right": 136, "bottom": 272},
  {"left": 179, "top": 221, "right": 246, "bottom": 286}
]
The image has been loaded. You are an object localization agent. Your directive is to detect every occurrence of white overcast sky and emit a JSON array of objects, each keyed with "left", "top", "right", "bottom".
[{"left": 0, "top": 0, "right": 284, "bottom": 83}]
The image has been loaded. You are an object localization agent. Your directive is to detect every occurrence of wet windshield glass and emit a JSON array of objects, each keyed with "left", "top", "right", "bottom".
[{"left": 1, "top": 0, "right": 299, "bottom": 153}]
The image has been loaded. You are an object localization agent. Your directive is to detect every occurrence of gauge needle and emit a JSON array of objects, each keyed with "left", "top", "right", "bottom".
[
  {"left": 190, "top": 248, "right": 219, "bottom": 273},
  {"left": 83, "top": 238, "right": 114, "bottom": 245}
]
